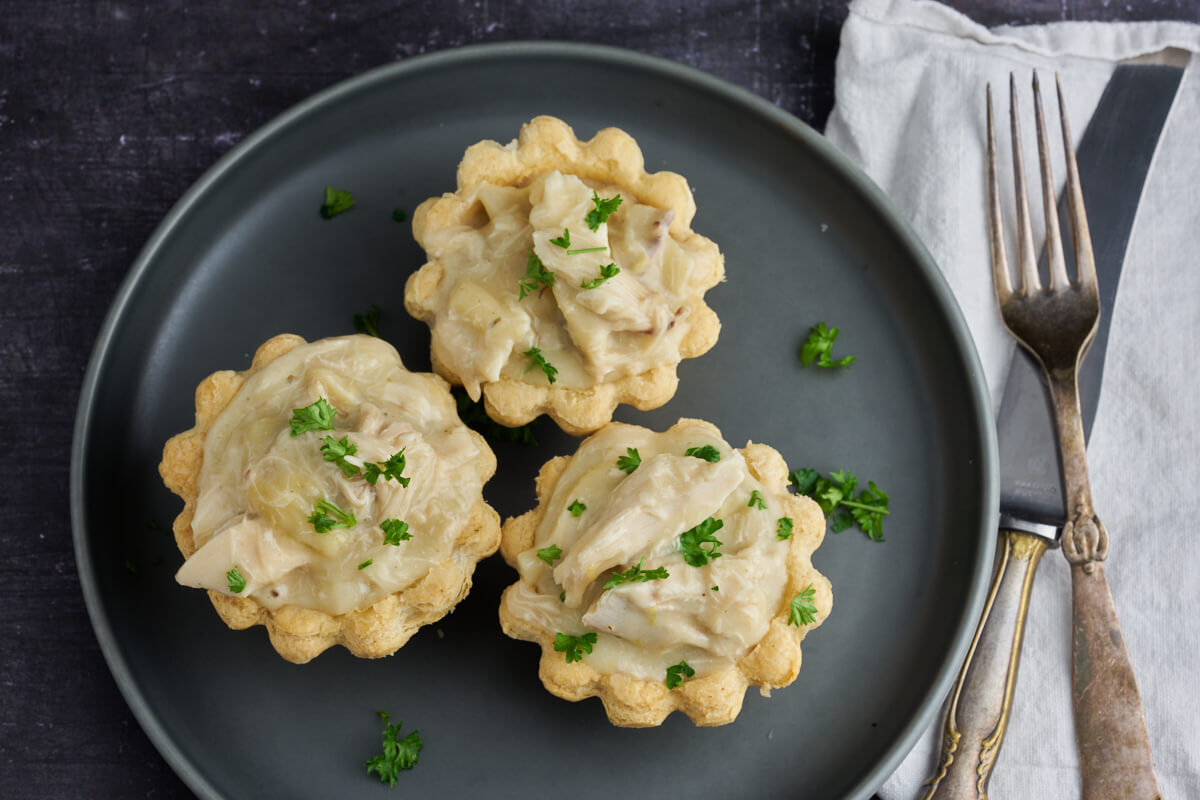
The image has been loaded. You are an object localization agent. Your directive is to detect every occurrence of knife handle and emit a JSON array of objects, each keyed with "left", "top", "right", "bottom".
[
  {"left": 921, "top": 529, "right": 1049, "bottom": 800},
  {"left": 1065, "top": 547, "right": 1162, "bottom": 800}
]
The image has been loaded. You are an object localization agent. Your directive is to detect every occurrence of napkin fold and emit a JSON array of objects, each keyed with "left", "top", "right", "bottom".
[{"left": 826, "top": 1, "right": 1200, "bottom": 797}]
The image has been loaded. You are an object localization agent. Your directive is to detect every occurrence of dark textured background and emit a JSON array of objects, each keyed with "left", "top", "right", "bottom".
[{"left": 3, "top": 1, "right": 1197, "bottom": 797}]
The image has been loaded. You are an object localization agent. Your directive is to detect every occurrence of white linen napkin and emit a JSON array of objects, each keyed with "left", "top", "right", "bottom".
[{"left": 825, "top": 1, "right": 1200, "bottom": 797}]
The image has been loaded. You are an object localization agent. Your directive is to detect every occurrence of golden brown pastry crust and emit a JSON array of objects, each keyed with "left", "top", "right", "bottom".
[
  {"left": 405, "top": 116, "right": 724, "bottom": 436},
  {"left": 159, "top": 333, "right": 501, "bottom": 664},
  {"left": 497, "top": 419, "right": 831, "bottom": 727}
]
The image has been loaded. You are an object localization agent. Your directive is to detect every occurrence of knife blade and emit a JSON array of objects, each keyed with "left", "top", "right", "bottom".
[
  {"left": 998, "top": 63, "right": 1184, "bottom": 531},
  {"left": 923, "top": 64, "right": 1182, "bottom": 800}
]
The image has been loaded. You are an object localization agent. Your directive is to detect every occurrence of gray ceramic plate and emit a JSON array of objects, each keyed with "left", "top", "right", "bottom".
[{"left": 72, "top": 43, "right": 996, "bottom": 800}]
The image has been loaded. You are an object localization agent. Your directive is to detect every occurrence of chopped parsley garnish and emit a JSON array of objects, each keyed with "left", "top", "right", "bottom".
[
  {"left": 603, "top": 558, "right": 669, "bottom": 589},
  {"left": 616, "top": 447, "right": 641, "bottom": 474},
  {"left": 392, "top": 208, "right": 407, "bottom": 222},
  {"left": 777, "top": 517, "right": 794, "bottom": 540},
  {"left": 789, "top": 468, "right": 890, "bottom": 541},
  {"left": 584, "top": 190, "right": 622, "bottom": 231},
  {"left": 309, "top": 499, "right": 357, "bottom": 533},
  {"left": 320, "top": 435, "right": 361, "bottom": 477},
  {"left": 357, "top": 559, "right": 374, "bottom": 570},
  {"left": 523, "top": 347, "right": 558, "bottom": 384},
  {"left": 580, "top": 262, "right": 620, "bottom": 289},
  {"left": 568, "top": 499, "right": 587, "bottom": 517},
  {"left": 226, "top": 566, "right": 246, "bottom": 593},
  {"left": 365, "top": 710, "right": 422, "bottom": 787},
  {"left": 363, "top": 448, "right": 411, "bottom": 487},
  {"left": 711, "top": 585, "right": 719, "bottom": 591},
  {"left": 354, "top": 304, "right": 382, "bottom": 337},
  {"left": 536, "top": 544, "right": 563, "bottom": 565},
  {"left": 553, "top": 631, "right": 597, "bottom": 663},
  {"left": 381, "top": 519, "right": 411, "bottom": 545},
  {"left": 679, "top": 517, "right": 724, "bottom": 567},
  {"left": 454, "top": 389, "right": 541, "bottom": 446},
  {"left": 124, "top": 558, "right": 137, "bottom": 575},
  {"left": 550, "top": 229, "right": 571, "bottom": 249},
  {"left": 665, "top": 660, "right": 695, "bottom": 690},
  {"left": 799, "top": 321, "right": 856, "bottom": 368},
  {"left": 789, "top": 584, "right": 819, "bottom": 627},
  {"left": 518, "top": 249, "right": 556, "bottom": 299},
  {"left": 569, "top": 247, "right": 608, "bottom": 256},
  {"left": 747, "top": 489, "right": 767, "bottom": 510},
  {"left": 684, "top": 445, "right": 721, "bottom": 463},
  {"left": 289, "top": 398, "right": 338, "bottom": 436},
  {"left": 320, "top": 186, "right": 355, "bottom": 218}
]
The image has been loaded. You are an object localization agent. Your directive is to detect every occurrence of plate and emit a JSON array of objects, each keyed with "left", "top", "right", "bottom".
[{"left": 72, "top": 43, "right": 996, "bottom": 799}]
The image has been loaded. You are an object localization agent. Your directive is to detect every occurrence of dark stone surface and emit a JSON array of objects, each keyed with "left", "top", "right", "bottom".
[{"left": 2, "top": 1, "right": 1195, "bottom": 797}]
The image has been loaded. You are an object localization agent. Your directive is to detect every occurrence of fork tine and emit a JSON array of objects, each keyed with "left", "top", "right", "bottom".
[
  {"left": 1056, "top": 74, "right": 1098, "bottom": 291},
  {"left": 1009, "top": 73, "right": 1041, "bottom": 295},
  {"left": 1033, "top": 73, "right": 1071, "bottom": 290},
  {"left": 986, "top": 84, "right": 1013, "bottom": 303}
]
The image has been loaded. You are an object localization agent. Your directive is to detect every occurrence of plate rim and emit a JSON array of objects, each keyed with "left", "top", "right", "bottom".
[{"left": 70, "top": 40, "right": 998, "bottom": 800}]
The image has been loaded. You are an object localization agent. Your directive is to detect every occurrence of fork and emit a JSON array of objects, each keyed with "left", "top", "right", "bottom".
[{"left": 985, "top": 73, "right": 1160, "bottom": 799}]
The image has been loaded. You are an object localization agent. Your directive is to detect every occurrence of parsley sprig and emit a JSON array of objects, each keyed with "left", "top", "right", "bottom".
[
  {"left": 665, "top": 660, "right": 695, "bottom": 689},
  {"left": 289, "top": 398, "right": 338, "bottom": 436},
  {"left": 518, "top": 249, "right": 555, "bottom": 299},
  {"left": 381, "top": 519, "right": 411, "bottom": 545},
  {"left": 580, "top": 262, "right": 620, "bottom": 289},
  {"left": 616, "top": 447, "right": 641, "bottom": 474},
  {"left": 363, "top": 449, "right": 410, "bottom": 487},
  {"left": 536, "top": 544, "right": 563, "bottom": 565},
  {"left": 354, "top": 304, "right": 381, "bottom": 337},
  {"left": 320, "top": 435, "right": 361, "bottom": 477},
  {"left": 684, "top": 445, "right": 721, "bottom": 463},
  {"left": 553, "top": 631, "right": 597, "bottom": 663},
  {"left": 748, "top": 490, "right": 766, "bottom": 510},
  {"left": 523, "top": 347, "right": 558, "bottom": 384},
  {"left": 790, "top": 468, "right": 890, "bottom": 540},
  {"left": 550, "top": 229, "right": 571, "bottom": 249},
  {"left": 365, "top": 711, "right": 422, "bottom": 787},
  {"left": 777, "top": 517, "right": 794, "bottom": 540},
  {"left": 567, "top": 499, "right": 587, "bottom": 517},
  {"left": 679, "top": 517, "right": 724, "bottom": 567},
  {"left": 602, "top": 559, "right": 669, "bottom": 589},
  {"left": 585, "top": 191, "right": 622, "bottom": 231},
  {"left": 226, "top": 566, "right": 246, "bottom": 594},
  {"left": 799, "top": 321, "right": 856, "bottom": 368},
  {"left": 308, "top": 499, "right": 357, "bottom": 533},
  {"left": 789, "top": 584, "right": 819, "bottom": 627}
]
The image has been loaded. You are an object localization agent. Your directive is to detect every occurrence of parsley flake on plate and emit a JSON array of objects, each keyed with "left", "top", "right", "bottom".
[
  {"left": 320, "top": 186, "right": 355, "bottom": 219},
  {"left": 799, "top": 321, "right": 856, "bottom": 368},
  {"left": 365, "top": 710, "right": 422, "bottom": 787},
  {"left": 454, "top": 389, "right": 541, "bottom": 447},
  {"left": 354, "top": 304, "right": 381, "bottom": 337},
  {"left": 392, "top": 208, "right": 407, "bottom": 222},
  {"left": 789, "top": 468, "right": 890, "bottom": 541},
  {"left": 289, "top": 398, "right": 338, "bottom": 436}
]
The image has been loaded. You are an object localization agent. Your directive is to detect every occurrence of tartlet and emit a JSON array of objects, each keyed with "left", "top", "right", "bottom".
[
  {"left": 159, "top": 333, "right": 500, "bottom": 663},
  {"left": 498, "top": 418, "right": 831, "bottom": 726},
  {"left": 404, "top": 115, "right": 724, "bottom": 435}
]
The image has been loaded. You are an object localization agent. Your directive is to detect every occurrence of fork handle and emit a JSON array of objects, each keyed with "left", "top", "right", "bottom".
[
  {"left": 922, "top": 529, "right": 1049, "bottom": 800},
  {"left": 1067, "top": 549, "right": 1162, "bottom": 799}
]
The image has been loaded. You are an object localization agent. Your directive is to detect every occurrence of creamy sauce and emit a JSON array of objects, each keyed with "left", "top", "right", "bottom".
[
  {"left": 178, "top": 336, "right": 490, "bottom": 616},
  {"left": 419, "top": 170, "right": 720, "bottom": 398},
  {"left": 504, "top": 421, "right": 791, "bottom": 680}
]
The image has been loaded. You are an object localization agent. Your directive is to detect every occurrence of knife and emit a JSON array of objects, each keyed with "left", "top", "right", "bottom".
[{"left": 921, "top": 63, "right": 1182, "bottom": 800}]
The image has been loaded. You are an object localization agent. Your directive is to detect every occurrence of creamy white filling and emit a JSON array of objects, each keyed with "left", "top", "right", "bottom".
[
  {"left": 508, "top": 422, "right": 791, "bottom": 681},
  {"left": 421, "top": 170, "right": 716, "bottom": 397},
  {"left": 179, "top": 335, "right": 489, "bottom": 616}
]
